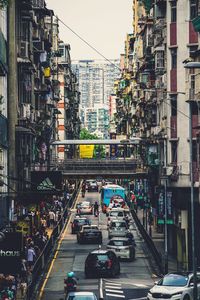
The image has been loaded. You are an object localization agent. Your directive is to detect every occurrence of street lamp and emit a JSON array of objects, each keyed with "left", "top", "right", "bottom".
[{"left": 184, "top": 61, "right": 200, "bottom": 300}]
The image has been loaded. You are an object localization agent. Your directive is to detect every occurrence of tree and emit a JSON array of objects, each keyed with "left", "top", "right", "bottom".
[{"left": 79, "top": 128, "right": 105, "bottom": 158}]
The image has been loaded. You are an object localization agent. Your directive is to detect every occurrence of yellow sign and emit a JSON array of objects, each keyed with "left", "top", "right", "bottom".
[
  {"left": 79, "top": 145, "right": 94, "bottom": 158},
  {"left": 16, "top": 220, "right": 30, "bottom": 235}
]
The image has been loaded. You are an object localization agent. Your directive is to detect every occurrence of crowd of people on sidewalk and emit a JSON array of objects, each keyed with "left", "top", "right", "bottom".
[{"left": 0, "top": 191, "right": 72, "bottom": 300}]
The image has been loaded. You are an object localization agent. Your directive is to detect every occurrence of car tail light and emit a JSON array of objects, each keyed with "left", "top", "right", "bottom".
[{"left": 107, "top": 259, "right": 112, "bottom": 268}]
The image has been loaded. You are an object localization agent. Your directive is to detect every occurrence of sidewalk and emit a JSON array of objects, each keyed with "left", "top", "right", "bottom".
[{"left": 136, "top": 208, "right": 177, "bottom": 273}]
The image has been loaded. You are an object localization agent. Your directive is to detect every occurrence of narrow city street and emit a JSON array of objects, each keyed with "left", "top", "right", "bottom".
[{"left": 39, "top": 190, "right": 154, "bottom": 300}]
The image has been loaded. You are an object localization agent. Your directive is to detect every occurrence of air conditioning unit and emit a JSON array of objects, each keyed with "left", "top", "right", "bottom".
[{"left": 20, "top": 41, "right": 29, "bottom": 58}]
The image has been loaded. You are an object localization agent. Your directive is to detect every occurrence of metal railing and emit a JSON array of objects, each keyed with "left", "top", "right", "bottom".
[
  {"left": 26, "top": 185, "right": 80, "bottom": 299},
  {"left": 130, "top": 208, "right": 164, "bottom": 275}
]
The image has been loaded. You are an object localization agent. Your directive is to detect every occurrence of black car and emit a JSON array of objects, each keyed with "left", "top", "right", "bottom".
[
  {"left": 85, "top": 249, "right": 120, "bottom": 278},
  {"left": 71, "top": 217, "right": 90, "bottom": 234},
  {"left": 77, "top": 225, "right": 102, "bottom": 244},
  {"left": 87, "top": 181, "right": 98, "bottom": 192}
]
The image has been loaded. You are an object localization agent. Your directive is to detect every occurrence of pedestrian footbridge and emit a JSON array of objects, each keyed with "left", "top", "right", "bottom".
[{"left": 50, "top": 159, "right": 148, "bottom": 179}]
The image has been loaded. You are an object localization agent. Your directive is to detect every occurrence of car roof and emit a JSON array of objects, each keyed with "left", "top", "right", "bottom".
[
  {"left": 91, "top": 249, "right": 108, "bottom": 254},
  {"left": 67, "top": 291, "right": 96, "bottom": 296},
  {"left": 110, "top": 219, "right": 126, "bottom": 223},
  {"left": 82, "top": 225, "right": 98, "bottom": 228}
]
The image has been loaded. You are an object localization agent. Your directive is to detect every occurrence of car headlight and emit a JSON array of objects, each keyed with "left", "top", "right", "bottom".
[
  {"left": 147, "top": 291, "right": 152, "bottom": 295},
  {"left": 171, "top": 292, "right": 183, "bottom": 296}
]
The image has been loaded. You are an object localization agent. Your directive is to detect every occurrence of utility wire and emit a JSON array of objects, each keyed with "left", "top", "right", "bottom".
[
  {"left": 164, "top": 98, "right": 190, "bottom": 120},
  {"left": 57, "top": 17, "right": 121, "bottom": 71},
  {"left": 57, "top": 17, "right": 193, "bottom": 121}
]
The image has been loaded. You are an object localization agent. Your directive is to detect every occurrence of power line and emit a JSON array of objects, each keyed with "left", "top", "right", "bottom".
[
  {"left": 57, "top": 17, "right": 121, "bottom": 71},
  {"left": 57, "top": 17, "right": 192, "bottom": 122},
  {"left": 164, "top": 98, "right": 190, "bottom": 120}
]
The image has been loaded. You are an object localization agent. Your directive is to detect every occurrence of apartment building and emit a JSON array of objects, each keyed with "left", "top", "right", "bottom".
[
  {"left": 114, "top": 0, "right": 200, "bottom": 269},
  {"left": 73, "top": 59, "right": 120, "bottom": 137},
  {"left": 0, "top": 7, "right": 8, "bottom": 227}
]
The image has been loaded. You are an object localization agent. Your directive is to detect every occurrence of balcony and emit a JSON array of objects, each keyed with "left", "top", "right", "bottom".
[
  {"left": 0, "top": 30, "right": 7, "bottom": 76},
  {"left": 189, "top": 21, "right": 198, "bottom": 44},
  {"left": 170, "top": 116, "right": 177, "bottom": 138}
]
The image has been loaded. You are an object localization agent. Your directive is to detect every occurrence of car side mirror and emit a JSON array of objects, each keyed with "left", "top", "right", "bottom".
[
  {"left": 190, "top": 282, "right": 194, "bottom": 287},
  {"left": 154, "top": 281, "right": 158, "bottom": 285}
]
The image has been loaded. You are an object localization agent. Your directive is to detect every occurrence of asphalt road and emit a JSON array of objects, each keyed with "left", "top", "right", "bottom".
[{"left": 38, "top": 191, "right": 155, "bottom": 300}]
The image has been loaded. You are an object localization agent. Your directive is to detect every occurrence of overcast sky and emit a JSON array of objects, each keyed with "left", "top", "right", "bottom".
[{"left": 46, "top": 0, "right": 133, "bottom": 61}]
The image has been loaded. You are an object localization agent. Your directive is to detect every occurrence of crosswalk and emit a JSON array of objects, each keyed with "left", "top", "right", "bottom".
[{"left": 104, "top": 281, "right": 125, "bottom": 298}]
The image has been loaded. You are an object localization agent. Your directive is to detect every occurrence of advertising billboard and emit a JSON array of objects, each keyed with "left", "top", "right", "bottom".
[
  {"left": 0, "top": 232, "right": 23, "bottom": 274},
  {"left": 79, "top": 145, "right": 94, "bottom": 158},
  {"left": 31, "top": 171, "right": 62, "bottom": 192}
]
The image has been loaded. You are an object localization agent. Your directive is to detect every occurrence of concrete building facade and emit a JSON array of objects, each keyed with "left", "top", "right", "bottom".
[
  {"left": 0, "top": 7, "right": 8, "bottom": 227},
  {"left": 114, "top": 0, "right": 200, "bottom": 270}
]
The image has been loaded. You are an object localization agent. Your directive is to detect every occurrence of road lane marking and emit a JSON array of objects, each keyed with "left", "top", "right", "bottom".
[
  {"left": 134, "top": 283, "right": 149, "bottom": 287},
  {"left": 105, "top": 285, "right": 122, "bottom": 289},
  {"left": 104, "top": 281, "right": 122, "bottom": 286},
  {"left": 129, "top": 298, "right": 147, "bottom": 300},
  {"left": 105, "top": 289, "right": 123, "bottom": 293},
  {"left": 99, "top": 278, "right": 104, "bottom": 300},
  {"left": 106, "top": 293, "right": 125, "bottom": 298},
  {"left": 38, "top": 191, "right": 80, "bottom": 300}
]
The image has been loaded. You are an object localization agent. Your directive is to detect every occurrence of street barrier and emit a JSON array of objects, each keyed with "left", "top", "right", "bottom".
[
  {"left": 26, "top": 184, "right": 80, "bottom": 300},
  {"left": 130, "top": 208, "right": 164, "bottom": 275}
]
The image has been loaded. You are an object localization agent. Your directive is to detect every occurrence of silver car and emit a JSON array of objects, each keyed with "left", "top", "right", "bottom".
[
  {"left": 108, "top": 219, "right": 129, "bottom": 239},
  {"left": 65, "top": 291, "right": 98, "bottom": 300},
  {"left": 107, "top": 237, "right": 135, "bottom": 261}
]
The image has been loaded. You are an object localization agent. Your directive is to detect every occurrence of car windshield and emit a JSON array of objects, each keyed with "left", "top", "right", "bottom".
[
  {"left": 109, "top": 240, "right": 129, "bottom": 246},
  {"left": 75, "top": 219, "right": 87, "bottom": 224},
  {"left": 111, "top": 222, "right": 126, "bottom": 228},
  {"left": 68, "top": 296, "right": 96, "bottom": 300},
  {"left": 158, "top": 274, "right": 189, "bottom": 286},
  {"left": 83, "top": 226, "right": 98, "bottom": 231}
]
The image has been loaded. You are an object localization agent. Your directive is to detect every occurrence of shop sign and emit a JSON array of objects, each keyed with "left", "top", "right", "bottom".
[
  {"left": 157, "top": 191, "right": 174, "bottom": 225},
  {"left": 0, "top": 232, "right": 23, "bottom": 274},
  {"left": 31, "top": 171, "right": 62, "bottom": 192}
]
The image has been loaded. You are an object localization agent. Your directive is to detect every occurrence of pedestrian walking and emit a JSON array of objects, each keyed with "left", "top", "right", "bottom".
[
  {"left": 27, "top": 245, "right": 36, "bottom": 269},
  {"left": 49, "top": 210, "right": 55, "bottom": 228}
]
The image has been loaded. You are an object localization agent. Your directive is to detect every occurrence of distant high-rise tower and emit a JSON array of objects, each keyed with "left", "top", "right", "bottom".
[{"left": 72, "top": 59, "right": 120, "bottom": 137}]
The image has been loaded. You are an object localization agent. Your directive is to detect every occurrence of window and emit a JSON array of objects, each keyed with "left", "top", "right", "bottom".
[
  {"left": 171, "top": 1, "right": 177, "bottom": 22},
  {"left": 192, "top": 141, "right": 197, "bottom": 162},
  {"left": 171, "top": 141, "right": 177, "bottom": 164},
  {"left": 189, "top": 45, "right": 198, "bottom": 58},
  {"left": 171, "top": 49, "right": 177, "bottom": 69},
  {"left": 156, "top": 51, "right": 164, "bottom": 69},
  {"left": 190, "top": 0, "right": 197, "bottom": 20},
  {"left": 171, "top": 95, "right": 177, "bottom": 116}
]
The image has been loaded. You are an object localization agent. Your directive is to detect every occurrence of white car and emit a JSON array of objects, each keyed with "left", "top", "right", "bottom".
[
  {"left": 147, "top": 272, "right": 200, "bottom": 300},
  {"left": 77, "top": 201, "right": 93, "bottom": 214},
  {"left": 107, "top": 208, "right": 126, "bottom": 225},
  {"left": 107, "top": 237, "right": 135, "bottom": 261}
]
